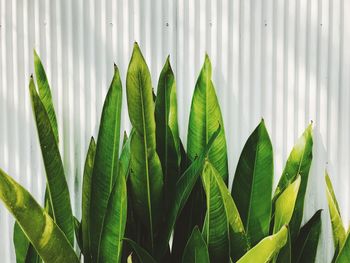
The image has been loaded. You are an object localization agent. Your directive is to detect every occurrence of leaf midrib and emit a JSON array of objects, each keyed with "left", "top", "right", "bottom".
[
  {"left": 138, "top": 70, "right": 154, "bottom": 249},
  {"left": 246, "top": 126, "right": 261, "bottom": 234},
  {"left": 96, "top": 82, "right": 121, "bottom": 261}
]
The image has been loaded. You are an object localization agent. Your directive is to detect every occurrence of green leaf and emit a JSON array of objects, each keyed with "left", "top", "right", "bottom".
[
  {"left": 231, "top": 120, "right": 273, "bottom": 245},
  {"left": 90, "top": 65, "right": 123, "bottom": 261},
  {"left": 0, "top": 168, "right": 79, "bottom": 263},
  {"left": 273, "top": 124, "right": 313, "bottom": 240},
  {"left": 98, "top": 173, "right": 127, "bottom": 263},
  {"left": 237, "top": 225, "right": 288, "bottom": 263},
  {"left": 202, "top": 162, "right": 249, "bottom": 262},
  {"left": 273, "top": 175, "right": 301, "bottom": 233},
  {"left": 81, "top": 137, "right": 96, "bottom": 262},
  {"left": 276, "top": 228, "right": 292, "bottom": 263},
  {"left": 326, "top": 172, "right": 346, "bottom": 250},
  {"left": 33, "top": 50, "right": 59, "bottom": 143},
  {"left": 126, "top": 42, "right": 164, "bottom": 249},
  {"left": 14, "top": 222, "right": 42, "bottom": 263},
  {"left": 119, "top": 131, "right": 131, "bottom": 180},
  {"left": 124, "top": 239, "right": 157, "bottom": 263},
  {"left": 182, "top": 226, "right": 210, "bottom": 263},
  {"left": 336, "top": 231, "right": 350, "bottom": 263},
  {"left": 202, "top": 162, "right": 230, "bottom": 262},
  {"left": 29, "top": 78, "right": 74, "bottom": 244},
  {"left": 14, "top": 221, "right": 29, "bottom": 263},
  {"left": 157, "top": 126, "right": 221, "bottom": 258},
  {"left": 292, "top": 210, "right": 322, "bottom": 263},
  {"left": 187, "top": 54, "right": 228, "bottom": 183},
  {"left": 73, "top": 217, "right": 82, "bottom": 251},
  {"left": 183, "top": 55, "right": 229, "bottom": 258},
  {"left": 155, "top": 56, "right": 181, "bottom": 203}
]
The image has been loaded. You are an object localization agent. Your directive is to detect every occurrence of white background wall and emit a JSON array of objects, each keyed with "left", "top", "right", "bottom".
[{"left": 1, "top": 0, "right": 350, "bottom": 262}]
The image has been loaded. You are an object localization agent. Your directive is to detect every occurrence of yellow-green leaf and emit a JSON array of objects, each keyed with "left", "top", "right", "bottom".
[
  {"left": 274, "top": 176, "right": 301, "bottom": 233},
  {"left": 326, "top": 172, "right": 346, "bottom": 250},
  {"left": 0, "top": 168, "right": 79, "bottom": 263},
  {"left": 237, "top": 226, "right": 288, "bottom": 263},
  {"left": 273, "top": 124, "right": 313, "bottom": 240},
  {"left": 202, "top": 162, "right": 249, "bottom": 262}
]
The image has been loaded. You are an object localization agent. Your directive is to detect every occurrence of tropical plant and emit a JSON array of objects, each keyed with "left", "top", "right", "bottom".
[
  {"left": 0, "top": 43, "right": 321, "bottom": 263},
  {"left": 325, "top": 172, "right": 350, "bottom": 262}
]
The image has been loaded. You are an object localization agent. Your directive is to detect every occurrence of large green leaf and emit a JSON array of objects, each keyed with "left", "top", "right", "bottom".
[
  {"left": 155, "top": 56, "right": 181, "bottom": 199},
  {"left": 81, "top": 137, "right": 96, "bottom": 262},
  {"left": 98, "top": 173, "right": 127, "bottom": 263},
  {"left": 325, "top": 172, "right": 346, "bottom": 250},
  {"left": 336, "top": 231, "right": 350, "bottom": 263},
  {"left": 237, "top": 226, "right": 288, "bottom": 263},
  {"left": 273, "top": 176, "right": 301, "bottom": 233},
  {"left": 33, "top": 50, "right": 59, "bottom": 143},
  {"left": 292, "top": 210, "right": 322, "bottom": 263},
  {"left": 157, "top": 126, "right": 221, "bottom": 259},
  {"left": 124, "top": 239, "right": 157, "bottom": 263},
  {"left": 126, "top": 42, "right": 163, "bottom": 250},
  {"left": 231, "top": 120, "right": 273, "bottom": 245},
  {"left": 181, "top": 55, "right": 228, "bottom": 258},
  {"left": 202, "top": 162, "right": 230, "bottom": 262},
  {"left": 187, "top": 54, "right": 228, "bottom": 183},
  {"left": 202, "top": 162, "right": 249, "bottom": 262},
  {"left": 29, "top": 78, "right": 74, "bottom": 244},
  {"left": 14, "top": 221, "right": 29, "bottom": 263},
  {"left": 90, "top": 65, "right": 123, "bottom": 261},
  {"left": 0, "top": 168, "right": 79, "bottom": 263},
  {"left": 14, "top": 187, "right": 54, "bottom": 263},
  {"left": 182, "top": 226, "right": 210, "bottom": 263},
  {"left": 273, "top": 124, "right": 313, "bottom": 240}
]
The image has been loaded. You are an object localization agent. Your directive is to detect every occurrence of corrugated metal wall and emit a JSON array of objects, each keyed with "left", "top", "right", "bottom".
[{"left": 1, "top": 0, "right": 349, "bottom": 261}]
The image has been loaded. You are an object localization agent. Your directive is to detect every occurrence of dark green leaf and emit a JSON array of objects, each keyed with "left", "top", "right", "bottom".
[
  {"left": 90, "top": 65, "right": 123, "bottom": 261},
  {"left": 14, "top": 221, "right": 29, "bottom": 263},
  {"left": 33, "top": 50, "right": 59, "bottom": 143},
  {"left": 29, "top": 78, "right": 74, "bottom": 244},
  {"left": 98, "top": 174, "right": 127, "bottom": 263},
  {"left": 124, "top": 239, "right": 157, "bottom": 263},
  {"left": 293, "top": 210, "right": 322, "bottom": 263},
  {"left": 126, "top": 42, "right": 163, "bottom": 250},
  {"left": 232, "top": 120, "right": 273, "bottom": 245},
  {"left": 81, "top": 137, "right": 96, "bottom": 262},
  {"left": 155, "top": 56, "right": 181, "bottom": 200},
  {"left": 182, "top": 226, "right": 210, "bottom": 263},
  {"left": 157, "top": 126, "right": 221, "bottom": 259}
]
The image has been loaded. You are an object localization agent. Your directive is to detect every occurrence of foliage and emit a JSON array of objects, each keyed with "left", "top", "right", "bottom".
[{"left": 0, "top": 44, "right": 321, "bottom": 263}]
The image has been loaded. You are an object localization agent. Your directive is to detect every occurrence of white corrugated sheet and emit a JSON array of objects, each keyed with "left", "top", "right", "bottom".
[{"left": 1, "top": 0, "right": 350, "bottom": 261}]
